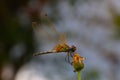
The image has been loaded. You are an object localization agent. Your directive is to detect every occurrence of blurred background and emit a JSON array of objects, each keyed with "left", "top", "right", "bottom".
[{"left": 0, "top": 0, "right": 120, "bottom": 80}]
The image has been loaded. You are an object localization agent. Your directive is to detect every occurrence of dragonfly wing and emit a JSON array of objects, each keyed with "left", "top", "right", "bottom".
[
  {"left": 32, "top": 12, "right": 70, "bottom": 53},
  {"left": 58, "top": 33, "right": 68, "bottom": 44},
  {"left": 32, "top": 12, "right": 61, "bottom": 44},
  {"left": 40, "top": 12, "right": 60, "bottom": 36}
]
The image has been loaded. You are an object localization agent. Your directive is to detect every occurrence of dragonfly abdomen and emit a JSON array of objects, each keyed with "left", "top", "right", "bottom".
[{"left": 33, "top": 50, "right": 56, "bottom": 56}]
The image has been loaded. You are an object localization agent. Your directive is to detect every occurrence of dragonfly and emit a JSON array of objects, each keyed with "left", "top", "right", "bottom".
[{"left": 32, "top": 13, "right": 76, "bottom": 63}]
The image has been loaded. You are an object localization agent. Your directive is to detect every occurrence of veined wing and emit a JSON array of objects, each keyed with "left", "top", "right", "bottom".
[
  {"left": 58, "top": 33, "right": 68, "bottom": 45},
  {"left": 32, "top": 12, "right": 60, "bottom": 44},
  {"left": 40, "top": 12, "right": 59, "bottom": 36},
  {"left": 52, "top": 33, "right": 70, "bottom": 52},
  {"left": 32, "top": 12, "right": 69, "bottom": 45},
  {"left": 32, "top": 12, "right": 70, "bottom": 56}
]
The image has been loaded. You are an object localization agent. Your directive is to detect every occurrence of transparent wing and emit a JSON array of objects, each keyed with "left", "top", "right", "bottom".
[
  {"left": 32, "top": 12, "right": 69, "bottom": 54},
  {"left": 58, "top": 33, "right": 68, "bottom": 45},
  {"left": 32, "top": 12, "right": 69, "bottom": 44},
  {"left": 32, "top": 21, "right": 53, "bottom": 40},
  {"left": 32, "top": 12, "right": 60, "bottom": 43},
  {"left": 40, "top": 12, "right": 59, "bottom": 36}
]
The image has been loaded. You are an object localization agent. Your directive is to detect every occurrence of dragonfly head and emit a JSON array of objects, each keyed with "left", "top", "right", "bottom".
[{"left": 71, "top": 45, "right": 76, "bottom": 52}]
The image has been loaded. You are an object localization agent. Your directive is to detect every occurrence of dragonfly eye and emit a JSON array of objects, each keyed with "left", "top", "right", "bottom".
[{"left": 71, "top": 45, "right": 76, "bottom": 52}]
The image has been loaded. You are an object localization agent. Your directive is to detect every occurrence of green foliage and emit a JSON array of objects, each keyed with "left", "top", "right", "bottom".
[
  {"left": 69, "top": 0, "right": 77, "bottom": 6},
  {"left": 110, "top": 5, "right": 120, "bottom": 39},
  {"left": 83, "top": 69, "right": 100, "bottom": 80},
  {"left": 77, "top": 71, "right": 81, "bottom": 80}
]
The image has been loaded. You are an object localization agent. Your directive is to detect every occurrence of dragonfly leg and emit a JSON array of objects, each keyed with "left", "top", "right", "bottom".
[
  {"left": 65, "top": 53, "right": 70, "bottom": 64},
  {"left": 68, "top": 52, "right": 72, "bottom": 64},
  {"left": 69, "top": 52, "right": 75, "bottom": 65},
  {"left": 70, "top": 52, "right": 74, "bottom": 58},
  {"left": 68, "top": 52, "right": 70, "bottom": 63},
  {"left": 70, "top": 52, "right": 73, "bottom": 57},
  {"left": 65, "top": 52, "right": 72, "bottom": 64},
  {"left": 65, "top": 53, "right": 68, "bottom": 62}
]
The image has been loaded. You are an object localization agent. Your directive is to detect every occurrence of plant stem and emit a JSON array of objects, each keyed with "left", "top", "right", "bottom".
[{"left": 77, "top": 71, "right": 81, "bottom": 80}]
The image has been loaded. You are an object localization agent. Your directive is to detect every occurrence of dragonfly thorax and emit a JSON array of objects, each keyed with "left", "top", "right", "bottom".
[{"left": 69, "top": 45, "right": 76, "bottom": 52}]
